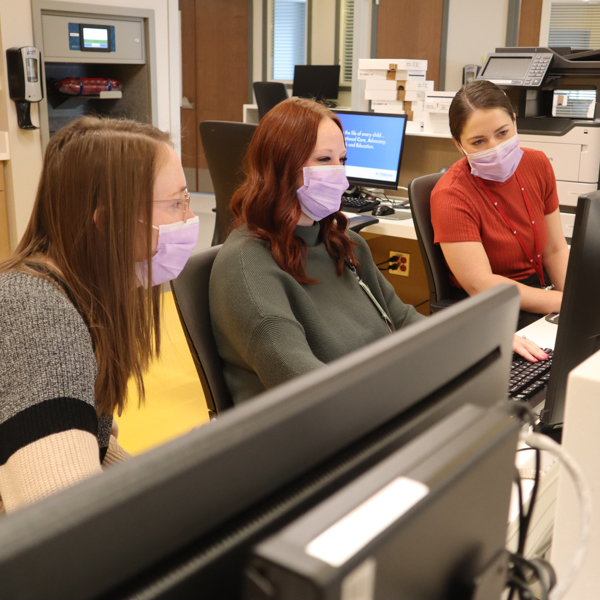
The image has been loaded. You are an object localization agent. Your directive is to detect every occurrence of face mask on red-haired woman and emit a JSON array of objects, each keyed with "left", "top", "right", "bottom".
[{"left": 296, "top": 165, "right": 349, "bottom": 221}]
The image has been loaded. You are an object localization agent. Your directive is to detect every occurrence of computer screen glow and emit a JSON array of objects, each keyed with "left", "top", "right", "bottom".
[
  {"left": 82, "top": 27, "right": 109, "bottom": 49},
  {"left": 334, "top": 111, "right": 407, "bottom": 190}
]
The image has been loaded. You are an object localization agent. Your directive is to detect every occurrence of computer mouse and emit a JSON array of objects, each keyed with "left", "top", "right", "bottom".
[{"left": 372, "top": 204, "right": 395, "bottom": 216}]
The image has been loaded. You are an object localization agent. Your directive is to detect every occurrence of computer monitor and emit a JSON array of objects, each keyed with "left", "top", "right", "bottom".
[
  {"left": 539, "top": 190, "right": 600, "bottom": 431},
  {"left": 249, "top": 403, "right": 520, "bottom": 600},
  {"left": 333, "top": 110, "right": 408, "bottom": 190},
  {"left": 0, "top": 286, "right": 519, "bottom": 600},
  {"left": 292, "top": 65, "right": 340, "bottom": 101}
]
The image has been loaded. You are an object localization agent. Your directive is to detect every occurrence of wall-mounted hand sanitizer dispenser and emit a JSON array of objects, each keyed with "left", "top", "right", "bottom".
[{"left": 6, "top": 47, "right": 44, "bottom": 129}]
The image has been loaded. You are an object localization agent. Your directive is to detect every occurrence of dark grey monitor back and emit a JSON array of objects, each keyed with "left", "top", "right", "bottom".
[
  {"left": 292, "top": 64, "right": 340, "bottom": 100},
  {"left": 0, "top": 286, "right": 519, "bottom": 600},
  {"left": 541, "top": 191, "right": 600, "bottom": 427},
  {"left": 249, "top": 403, "right": 520, "bottom": 600}
]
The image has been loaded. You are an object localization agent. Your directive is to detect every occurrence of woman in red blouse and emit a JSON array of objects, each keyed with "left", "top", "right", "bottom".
[{"left": 431, "top": 80, "right": 569, "bottom": 359}]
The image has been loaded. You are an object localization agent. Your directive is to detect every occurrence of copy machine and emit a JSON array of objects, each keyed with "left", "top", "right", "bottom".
[{"left": 477, "top": 47, "right": 600, "bottom": 240}]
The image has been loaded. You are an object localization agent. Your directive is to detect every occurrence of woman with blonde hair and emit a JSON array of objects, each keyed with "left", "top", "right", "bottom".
[{"left": 0, "top": 116, "right": 199, "bottom": 512}]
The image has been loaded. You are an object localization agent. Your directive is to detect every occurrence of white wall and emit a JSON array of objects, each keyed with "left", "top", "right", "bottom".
[
  {"left": 445, "top": 0, "right": 510, "bottom": 92},
  {"left": 0, "top": 0, "right": 180, "bottom": 245}
]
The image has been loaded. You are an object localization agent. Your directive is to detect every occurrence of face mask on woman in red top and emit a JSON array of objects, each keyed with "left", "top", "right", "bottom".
[
  {"left": 459, "top": 133, "right": 524, "bottom": 183},
  {"left": 453, "top": 105, "right": 524, "bottom": 183}
]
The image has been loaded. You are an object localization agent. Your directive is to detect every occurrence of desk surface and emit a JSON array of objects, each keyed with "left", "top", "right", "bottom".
[
  {"left": 517, "top": 315, "right": 559, "bottom": 350},
  {"left": 342, "top": 209, "right": 417, "bottom": 240}
]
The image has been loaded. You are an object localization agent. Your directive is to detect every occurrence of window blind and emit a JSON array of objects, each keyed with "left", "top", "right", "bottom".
[
  {"left": 271, "top": 0, "right": 307, "bottom": 81},
  {"left": 340, "top": 0, "right": 354, "bottom": 84},
  {"left": 548, "top": 2, "right": 600, "bottom": 49}
]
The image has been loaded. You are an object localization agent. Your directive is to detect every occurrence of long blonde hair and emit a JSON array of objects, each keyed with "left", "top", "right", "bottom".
[{"left": 0, "top": 116, "right": 171, "bottom": 416}]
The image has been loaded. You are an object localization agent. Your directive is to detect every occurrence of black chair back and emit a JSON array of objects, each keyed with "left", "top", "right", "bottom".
[
  {"left": 200, "top": 121, "right": 257, "bottom": 246},
  {"left": 408, "top": 172, "right": 456, "bottom": 313},
  {"left": 171, "top": 245, "right": 233, "bottom": 418},
  {"left": 253, "top": 81, "right": 288, "bottom": 120}
]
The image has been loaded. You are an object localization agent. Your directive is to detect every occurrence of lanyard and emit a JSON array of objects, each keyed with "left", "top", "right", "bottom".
[
  {"left": 344, "top": 258, "right": 393, "bottom": 333},
  {"left": 474, "top": 173, "right": 545, "bottom": 287}
]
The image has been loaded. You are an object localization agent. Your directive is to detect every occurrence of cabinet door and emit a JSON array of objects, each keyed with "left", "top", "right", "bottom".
[{"left": 519, "top": 140, "right": 581, "bottom": 182}]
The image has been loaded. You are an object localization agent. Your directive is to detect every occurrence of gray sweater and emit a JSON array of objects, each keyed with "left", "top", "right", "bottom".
[
  {"left": 0, "top": 271, "right": 112, "bottom": 454},
  {"left": 209, "top": 223, "right": 425, "bottom": 404},
  {"left": 0, "top": 270, "right": 130, "bottom": 512}
]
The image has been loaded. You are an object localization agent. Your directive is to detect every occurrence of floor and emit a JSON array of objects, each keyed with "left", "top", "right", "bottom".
[{"left": 114, "top": 193, "right": 217, "bottom": 455}]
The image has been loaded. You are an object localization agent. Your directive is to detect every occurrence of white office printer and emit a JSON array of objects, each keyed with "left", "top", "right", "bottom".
[{"left": 478, "top": 47, "right": 600, "bottom": 241}]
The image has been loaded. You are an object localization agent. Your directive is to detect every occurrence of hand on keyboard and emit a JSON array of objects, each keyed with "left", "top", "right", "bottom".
[
  {"left": 509, "top": 349, "right": 553, "bottom": 400},
  {"left": 512, "top": 333, "right": 549, "bottom": 363}
]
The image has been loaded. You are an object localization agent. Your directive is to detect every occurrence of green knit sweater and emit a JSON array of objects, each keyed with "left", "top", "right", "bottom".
[{"left": 209, "top": 223, "right": 426, "bottom": 404}]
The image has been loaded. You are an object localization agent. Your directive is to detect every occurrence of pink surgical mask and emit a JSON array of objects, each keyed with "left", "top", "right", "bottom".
[
  {"left": 297, "top": 165, "right": 349, "bottom": 221},
  {"left": 461, "top": 133, "right": 523, "bottom": 183},
  {"left": 136, "top": 216, "right": 200, "bottom": 287}
]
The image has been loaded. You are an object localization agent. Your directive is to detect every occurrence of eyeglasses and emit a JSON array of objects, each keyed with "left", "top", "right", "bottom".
[{"left": 153, "top": 189, "right": 191, "bottom": 223}]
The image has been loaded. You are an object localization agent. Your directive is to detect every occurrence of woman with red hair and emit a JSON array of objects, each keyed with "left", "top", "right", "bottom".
[{"left": 209, "top": 98, "right": 425, "bottom": 404}]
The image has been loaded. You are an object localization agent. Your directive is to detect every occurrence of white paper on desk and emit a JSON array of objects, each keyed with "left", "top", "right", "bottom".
[{"left": 517, "top": 315, "right": 559, "bottom": 350}]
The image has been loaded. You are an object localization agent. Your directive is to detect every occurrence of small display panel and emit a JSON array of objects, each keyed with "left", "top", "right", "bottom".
[
  {"left": 80, "top": 25, "right": 112, "bottom": 52},
  {"left": 481, "top": 57, "right": 532, "bottom": 80},
  {"left": 333, "top": 110, "right": 407, "bottom": 190}
]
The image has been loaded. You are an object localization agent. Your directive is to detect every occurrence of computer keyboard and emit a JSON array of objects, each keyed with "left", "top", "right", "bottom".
[
  {"left": 341, "top": 194, "right": 380, "bottom": 213},
  {"left": 508, "top": 349, "right": 553, "bottom": 401}
]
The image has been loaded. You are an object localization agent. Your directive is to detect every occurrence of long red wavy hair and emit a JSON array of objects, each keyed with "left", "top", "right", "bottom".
[{"left": 230, "top": 97, "right": 359, "bottom": 284}]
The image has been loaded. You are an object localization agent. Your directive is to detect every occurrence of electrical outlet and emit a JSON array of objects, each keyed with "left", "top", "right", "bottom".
[{"left": 389, "top": 251, "right": 410, "bottom": 276}]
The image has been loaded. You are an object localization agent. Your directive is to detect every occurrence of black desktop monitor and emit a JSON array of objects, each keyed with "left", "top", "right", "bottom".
[
  {"left": 292, "top": 65, "right": 340, "bottom": 101},
  {"left": 0, "top": 286, "right": 519, "bottom": 600},
  {"left": 249, "top": 403, "right": 520, "bottom": 600},
  {"left": 539, "top": 190, "right": 600, "bottom": 430},
  {"left": 333, "top": 110, "right": 408, "bottom": 190}
]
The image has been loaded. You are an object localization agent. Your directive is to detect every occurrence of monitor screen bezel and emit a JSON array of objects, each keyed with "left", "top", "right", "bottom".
[{"left": 333, "top": 109, "right": 408, "bottom": 191}]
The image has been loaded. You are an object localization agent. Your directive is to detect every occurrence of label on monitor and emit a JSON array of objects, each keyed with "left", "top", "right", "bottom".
[{"left": 305, "top": 476, "right": 429, "bottom": 567}]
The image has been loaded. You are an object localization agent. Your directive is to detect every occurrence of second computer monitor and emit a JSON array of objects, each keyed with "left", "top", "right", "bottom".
[
  {"left": 333, "top": 110, "right": 408, "bottom": 190},
  {"left": 540, "top": 190, "right": 600, "bottom": 429},
  {"left": 292, "top": 64, "right": 340, "bottom": 101}
]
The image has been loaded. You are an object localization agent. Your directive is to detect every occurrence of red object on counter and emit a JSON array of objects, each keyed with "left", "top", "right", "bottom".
[{"left": 57, "top": 78, "right": 122, "bottom": 95}]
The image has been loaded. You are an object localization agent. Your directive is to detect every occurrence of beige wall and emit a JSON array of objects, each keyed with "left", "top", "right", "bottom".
[
  {"left": 0, "top": 0, "right": 180, "bottom": 248},
  {"left": 0, "top": 0, "right": 43, "bottom": 250},
  {"left": 310, "top": 0, "right": 336, "bottom": 65},
  {"left": 445, "top": 0, "right": 510, "bottom": 91}
]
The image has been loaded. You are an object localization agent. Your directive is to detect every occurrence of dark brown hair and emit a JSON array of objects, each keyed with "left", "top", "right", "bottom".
[
  {"left": 0, "top": 116, "right": 171, "bottom": 416},
  {"left": 449, "top": 80, "right": 515, "bottom": 143},
  {"left": 230, "top": 97, "right": 359, "bottom": 284}
]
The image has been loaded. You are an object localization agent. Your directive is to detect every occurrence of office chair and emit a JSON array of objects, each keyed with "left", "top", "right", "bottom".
[
  {"left": 253, "top": 81, "right": 288, "bottom": 120},
  {"left": 171, "top": 217, "right": 377, "bottom": 419},
  {"left": 171, "top": 244, "right": 233, "bottom": 419},
  {"left": 408, "top": 172, "right": 458, "bottom": 313},
  {"left": 200, "top": 121, "right": 258, "bottom": 246}
]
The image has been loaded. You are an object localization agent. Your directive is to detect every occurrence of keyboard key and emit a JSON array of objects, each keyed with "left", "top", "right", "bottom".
[{"left": 508, "top": 349, "right": 553, "bottom": 400}]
